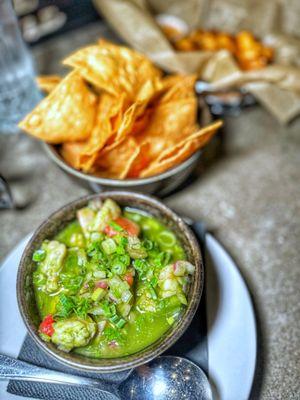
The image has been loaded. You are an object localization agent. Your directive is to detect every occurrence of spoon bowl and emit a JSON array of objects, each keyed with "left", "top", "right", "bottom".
[
  {"left": 0, "top": 354, "right": 212, "bottom": 400},
  {"left": 119, "top": 356, "right": 213, "bottom": 400}
]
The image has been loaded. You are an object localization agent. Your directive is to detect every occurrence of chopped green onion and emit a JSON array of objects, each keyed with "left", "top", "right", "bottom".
[
  {"left": 60, "top": 273, "right": 83, "bottom": 293},
  {"left": 133, "top": 259, "right": 149, "bottom": 279},
  {"left": 111, "top": 254, "right": 130, "bottom": 275},
  {"left": 124, "top": 212, "right": 142, "bottom": 222},
  {"left": 32, "top": 249, "right": 46, "bottom": 262},
  {"left": 93, "top": 270, "right": 106, "bottom": 279},
  {"left": 121, "top": 290, "right": 133, "bottom": 303},
  {"left": 116, "top": 318, "right": 126, "bottom": 329},
  {"left": 157, "top": 231, "right": 176, "bottom": 247},
  {"left": 150, "top": 277, "right": 158, "bottom": 287},
  {"left": 102, "top": 238, "right": 117, "bottom": 255},
  {"left": 55, "top": 293, "right": 75, "bottom": 318},
  {"left": 120, "top": 254, "right": 131, "bottom": 266},
  {"left": 167, "top": 316, "right": 175, "bottom": 325},
  {"left": 112, "top": 262, "right": 126, "bottom": 275},
  {"left": 110, "top": 304, "right": 116, "bottom": 315},
  {"left": 177, "top": 292, "right": 188, "bottom": 305},
  {"left": 91, "top": 288, "right": 106, "bottom": 302},
  {"left": 101, "top": 301, "right": 112, "bottom": 317},
  {"left": 87, "top": 242, "right": 106, "bottom": 263},
  {"left": 163, "top": 251, "right": 172, "bottom": 265},
  {"left": 119, "top": 236, "right": 128, "bottom": 246},
  {"left": 149, "top": 286, "right": 157, "bottom": 300},
  {"left": 143, "top": 239, "right": 154, "bottom": 250},
  {"left": 115, "top": 245, "right": 125, "bottom": 255},
  {"left": 90, "top": 232, "right": 102, "bottom": 242},
  {"left": 109, "top": 314, "right": 119, "bottom": 324}
]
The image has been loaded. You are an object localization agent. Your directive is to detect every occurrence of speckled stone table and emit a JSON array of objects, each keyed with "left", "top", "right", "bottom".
[{"left": 0, "top": 22, "right": 300, "bottom": 400}]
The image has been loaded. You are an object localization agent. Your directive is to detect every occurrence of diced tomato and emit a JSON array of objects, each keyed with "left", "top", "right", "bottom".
[
  {"left": 39, "top": 314, "right": 55, "bottom": 337},
  {"left": 95, "top": 280, "right": 108, "bottom": 289},
  {"left": 124, "top": 272, "right": 134, "bottom": 286},
  {"left": 103, "top": 224, "right": 118, "bottom": 237},
  {"left": 114, "top": 217, "right": 140, "bottom": 236},
  {"left": 104, "top": 217, "right": 140, "bottom": 237}
]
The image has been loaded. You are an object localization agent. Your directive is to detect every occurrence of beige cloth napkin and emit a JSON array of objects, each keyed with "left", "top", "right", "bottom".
[{"left": 93, "top": 0, "right": 300, "bottom": 124}]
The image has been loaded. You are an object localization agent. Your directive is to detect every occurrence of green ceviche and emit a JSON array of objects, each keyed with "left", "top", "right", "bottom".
[{"left": 32, "top": 199, "right": 195, "bottom": 358}]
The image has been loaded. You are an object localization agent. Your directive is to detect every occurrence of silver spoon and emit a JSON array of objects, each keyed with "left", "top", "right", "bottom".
[{"left": 0, "top": 354, "right": 212, "bottom": 399}]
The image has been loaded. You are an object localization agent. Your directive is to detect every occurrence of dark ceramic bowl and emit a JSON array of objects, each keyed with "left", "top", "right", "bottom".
[
  {"left": 17, "top": 192, "right": 203, "bottom": 373},
  {"left": 42, "top": 100, "right": 211, "bottom": 196}
]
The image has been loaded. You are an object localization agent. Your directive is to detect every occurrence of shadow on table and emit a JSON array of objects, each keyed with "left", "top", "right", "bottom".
[{"left": 248, "top": 290, "right": 265, "bottom": 399}]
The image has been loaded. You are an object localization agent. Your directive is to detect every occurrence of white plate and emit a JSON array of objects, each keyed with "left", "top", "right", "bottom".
[{"left": 0, "top": 233, "right": 256, "bottom": 400}]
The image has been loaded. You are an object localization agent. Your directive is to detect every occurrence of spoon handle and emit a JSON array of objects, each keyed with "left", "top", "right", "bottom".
[{"left": 0, "top": 354, "right": 119, "bottom": 398}]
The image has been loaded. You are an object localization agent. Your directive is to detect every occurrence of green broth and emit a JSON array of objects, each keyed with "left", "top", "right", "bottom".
[
  {"left": 124, "top": 209, "right": 186, "bottom": 261},
  {"left": 33, "top": 203, "right": 191, "bottom": 358}
]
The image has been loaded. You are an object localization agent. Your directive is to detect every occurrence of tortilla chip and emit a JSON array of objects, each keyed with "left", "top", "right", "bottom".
[
  {"left": 19, "top": 71, "right": 97, "bottom": 143},
  {"left": 61, "top": 94, "right": 125, "bottom": 172},
  {"left": 140, "top": 121, "right": 223, "bottom": 177},
  {"left": 96, "top": 137, "right": 140, "bottom": 179},
  {"left": 61, "top": 141, "right": 85, "bottom": 170},
  {"left": 74, "top": 93, "right": 126, "bottom": 171},
  {"left": 85, "top": 93, "right": 125, "bottom": 153},
  {"left": 157, "top": 121, "right": 223, "bottom": 162},
  {"left": 127, "top": 142, "right": 151, "bottom": 178},
  {"left": 160, "top": 74, "right": 197, "bottom": 103},
  {"left": 134, "top": 97, "right": 197, "bottom": 162},
  {"left": 130, "top": 109, "right": 153, "bottom": 136},
  {"left": 62, "top": 96, "right": 147, "bottom": 173},
  {"left": 36, "top": 75, "right": 62, "bottom": 93},
  {"left": 100, "top": 100, "right": 147, "bottom": 154},
  {"left": 140, "top": 140, "right": 199, "bottom": 178},
  {"left": 63, "top": 40, "right": 162, "bottom": 102}
]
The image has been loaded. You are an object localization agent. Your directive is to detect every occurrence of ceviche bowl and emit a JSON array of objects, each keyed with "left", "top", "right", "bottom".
[{"left": 17, "top": 192, "right": 203, "bottom": 373}]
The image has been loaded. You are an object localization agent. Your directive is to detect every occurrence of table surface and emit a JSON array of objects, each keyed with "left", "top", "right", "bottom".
[{"left": 0, "top": 22, "right": 299, "bottom": 400}]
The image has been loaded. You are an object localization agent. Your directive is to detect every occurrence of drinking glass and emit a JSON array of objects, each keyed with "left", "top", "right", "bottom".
[{"left": 0, "top": 0, "right": 41, "bottom": 134}]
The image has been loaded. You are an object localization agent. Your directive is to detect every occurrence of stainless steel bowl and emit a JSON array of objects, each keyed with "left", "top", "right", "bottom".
[
  {"left": 43, "top": 143, "right": 202, "bottom": 196},
  {"left": 42, "top": 100, "right": 211, "bottom": 196}
]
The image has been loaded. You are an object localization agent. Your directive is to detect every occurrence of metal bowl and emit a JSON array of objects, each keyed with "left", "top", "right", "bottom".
[
  {"left": 42, "top": 100, "right": 211, "bottom": 196},
  {"left": 17, "top": 191, "right": 203, "bottom": 373},
  {"left": 43, "top": 143, "right": 202, "bottom": 196}
]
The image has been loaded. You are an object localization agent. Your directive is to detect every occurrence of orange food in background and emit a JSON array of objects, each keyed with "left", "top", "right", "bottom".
[{"left": 164, "top": 27, "right": 273, "bottom": 70}]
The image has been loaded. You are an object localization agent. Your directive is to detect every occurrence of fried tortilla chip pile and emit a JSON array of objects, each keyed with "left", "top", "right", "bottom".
[
  {"left": 20, "top": 40, "right": 222, "bottom": 179},
  {"left": 163, "top": 28, "right": 274, "bottom": 71}
]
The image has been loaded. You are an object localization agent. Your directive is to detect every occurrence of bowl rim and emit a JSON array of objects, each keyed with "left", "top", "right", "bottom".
[
  {"left": 42, "top": 142, "right": 202, "bottom": 186},
  {"left": 17, "top": 191, "right": 203, "bottom": 373}
]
